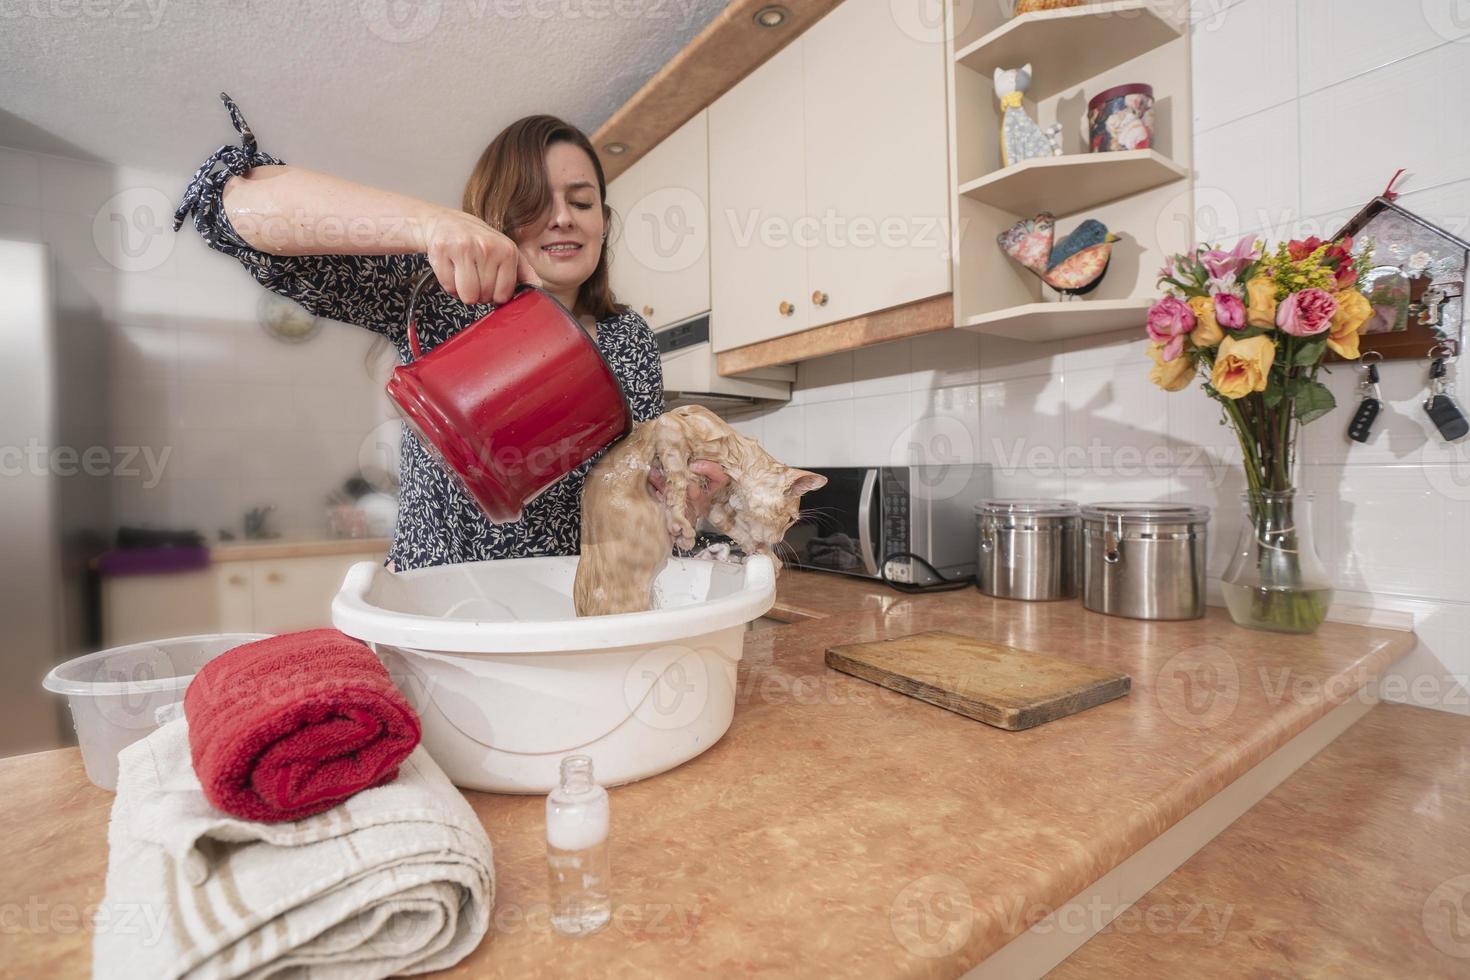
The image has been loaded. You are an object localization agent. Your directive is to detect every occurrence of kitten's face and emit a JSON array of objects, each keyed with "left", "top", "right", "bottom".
[{"left": 712, "top": 465, "right": 826, "bottom": 569}]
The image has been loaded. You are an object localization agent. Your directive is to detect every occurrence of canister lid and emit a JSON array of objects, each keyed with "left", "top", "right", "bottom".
[
  {"left": 1080, "top": 501, "right": 1210, "bottom": 525},
  {"left": 974, "top": 498, "right": 1080, "bottom": 518},
  {"left": 1088, "top": 83, "right": 1153, "bottom": 109}
]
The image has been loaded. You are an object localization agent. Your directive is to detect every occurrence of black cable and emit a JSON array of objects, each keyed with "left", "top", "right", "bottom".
[{"left": 878, "top": 551, "right": 975, "bottom": 594}]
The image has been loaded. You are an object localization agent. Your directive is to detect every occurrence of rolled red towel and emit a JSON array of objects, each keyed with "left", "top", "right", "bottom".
[{"left": 183, "top": 629, "right": 421, "bottom": 823}]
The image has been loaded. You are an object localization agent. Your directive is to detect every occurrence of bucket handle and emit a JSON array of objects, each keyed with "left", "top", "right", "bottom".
[
  {"left": 403, "top": 267, "right": 437, "bottom": 361},
  {"left": 402, "top": 266, "right": 536, "bottom": 361}
]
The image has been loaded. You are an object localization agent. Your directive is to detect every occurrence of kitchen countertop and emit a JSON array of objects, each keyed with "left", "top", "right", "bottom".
[
  {"left": 0, "top": 570, "right": 1416, "bottom": 977},
  {"left": 1052, "top": 701, "right": 1470, "bottom": 979},
  {"left": 207, "top": 537, "right": 390, "bottom": 562}
]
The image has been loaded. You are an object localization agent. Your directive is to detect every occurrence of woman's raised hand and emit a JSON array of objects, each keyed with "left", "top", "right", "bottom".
[{"left": 421, "top": 210, "right": 542, "bottom": 305}]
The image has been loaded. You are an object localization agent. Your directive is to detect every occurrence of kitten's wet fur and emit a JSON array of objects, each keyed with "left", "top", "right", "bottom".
[{"left": 574, "top": 405, "right": 826, "bottom": 616}]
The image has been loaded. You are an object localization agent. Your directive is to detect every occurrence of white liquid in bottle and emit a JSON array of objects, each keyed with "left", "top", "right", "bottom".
[{"left": 546, "top": 754, "right": 611, "bottom": 936}]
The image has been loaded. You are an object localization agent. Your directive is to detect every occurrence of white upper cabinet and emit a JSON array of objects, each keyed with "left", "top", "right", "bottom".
[
  {"left": 606, "top": 111, "right": 710, "bottom": 332},
  {"left": 801, "top": 0, "right": 951, "bottom": 328},
  {"left": 709, "top": 39, "right": 811, "bottom": 352},
  {"left": 604, "top": 161, "right": 644, "bottom": 317},
  {"left": 709, "top": 0, "right": 951, "bottom": 352}
]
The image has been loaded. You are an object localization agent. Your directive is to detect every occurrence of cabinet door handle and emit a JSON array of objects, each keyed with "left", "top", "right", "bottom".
[
  {"left": 265, "top": 571, "right": 284, "bottom": 584},
  {"left": 227, "top": 574, "right": 246, "bottom": 587},
  {"left": 778, "top": 300, "right": 795, "bottom": 317},
  {"left": 641, "top": 304, "right": 654, "bottom": 317},
  {"left": 811, "top": 290, "right": 829, "bottom": 307}
]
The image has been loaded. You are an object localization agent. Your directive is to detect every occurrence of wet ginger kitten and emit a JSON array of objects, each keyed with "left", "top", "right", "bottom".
[{"left": 574, "top": 405, "right": 826, "bottom": 616}]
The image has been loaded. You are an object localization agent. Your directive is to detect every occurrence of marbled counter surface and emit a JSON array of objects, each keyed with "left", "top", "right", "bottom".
[
  {"left": 1052, "top": 702, "right": 1470, "bottom": 979},
  {"left": 0, "top": 571, "right": 1415, "bottom": 978}
]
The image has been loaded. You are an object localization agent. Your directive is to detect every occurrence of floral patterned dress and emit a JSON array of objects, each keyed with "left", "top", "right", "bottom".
[{"left": 173, "top": 95, "right": 665, "bottom": 570}]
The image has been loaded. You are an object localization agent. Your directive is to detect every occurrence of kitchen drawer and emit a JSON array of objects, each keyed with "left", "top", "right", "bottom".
[
  {"left": 100, "top": 549, "right": 384, "bottom": 645},
  {"left": 213, "top": 563, "right": 255, "bottom": 633},
  {"left": 101, "top": 569, "right": 219, "bottom": 648},
  {"left": 249, "top": 554, "right": 371, "bottom": 634}
]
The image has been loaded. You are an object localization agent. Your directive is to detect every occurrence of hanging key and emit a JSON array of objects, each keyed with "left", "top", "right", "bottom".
[
  {"left": 1424, "top": 357, "right": 1470, "bottom": 441},
  {"left": 1348, "top": 360, "right": 1382, "bottom": 443}
]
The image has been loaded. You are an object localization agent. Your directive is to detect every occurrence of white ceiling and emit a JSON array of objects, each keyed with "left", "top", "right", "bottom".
[{"left": 0, "top": 0, "right": 727, "bottom": 205}]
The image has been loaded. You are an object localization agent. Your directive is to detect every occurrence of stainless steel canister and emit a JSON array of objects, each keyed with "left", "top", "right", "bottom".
[
  {"left": 974, "top": 499, "right": 1080, "bottom": 600},
  {"left": 1081, "top": 502, "right": 1209, "bottom": 620}
]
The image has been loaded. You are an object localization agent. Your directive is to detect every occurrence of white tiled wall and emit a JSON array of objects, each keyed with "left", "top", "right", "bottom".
[
  {"left": 743, "top": 0, "right": 1470, "bottom": 715},
  {"left": 0, "top": 143, "right": 400, "bottom": 538}
]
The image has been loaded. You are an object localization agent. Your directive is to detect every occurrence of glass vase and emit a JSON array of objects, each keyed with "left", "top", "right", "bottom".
[{"left": 1220, "top": 490, "right": 1333, "bottom": 634}]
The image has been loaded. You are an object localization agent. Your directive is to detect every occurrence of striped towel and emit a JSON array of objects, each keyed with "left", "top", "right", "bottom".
[{"left": 94, "top": 718, "right": 494, "bottom": 979}]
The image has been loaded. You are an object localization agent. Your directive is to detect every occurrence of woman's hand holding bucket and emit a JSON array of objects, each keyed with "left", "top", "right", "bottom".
[{"left": 419, "top": 209, "right": 541, "bottom": 306}]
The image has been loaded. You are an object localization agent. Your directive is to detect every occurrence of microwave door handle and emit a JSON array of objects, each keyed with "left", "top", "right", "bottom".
[{"left": 856, "top": 468, "right": 879, "bottom": 576}]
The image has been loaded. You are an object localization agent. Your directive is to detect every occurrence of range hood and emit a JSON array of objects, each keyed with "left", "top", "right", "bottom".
[{"left": 656, "top": 313, "right": 793, "bottom": 416}]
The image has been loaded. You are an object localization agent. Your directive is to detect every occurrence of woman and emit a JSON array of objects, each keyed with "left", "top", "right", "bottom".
[{"left": 175, "top": 94, "right": 724, "bottom": 570}]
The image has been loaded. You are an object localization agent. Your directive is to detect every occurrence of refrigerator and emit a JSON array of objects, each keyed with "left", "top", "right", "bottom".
[{"left": 0, "top": 239, "right": 109, "bottom": 756}]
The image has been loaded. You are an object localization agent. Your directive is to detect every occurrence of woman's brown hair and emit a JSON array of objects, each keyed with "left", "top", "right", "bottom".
[{"left": 462, "top": 115, "right": 624, "bottom": 320}]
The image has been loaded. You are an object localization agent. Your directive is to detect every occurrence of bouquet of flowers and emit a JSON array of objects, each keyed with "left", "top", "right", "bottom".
[{"left": 1145, "top": 234, "right": 1375, "bottom": 632}]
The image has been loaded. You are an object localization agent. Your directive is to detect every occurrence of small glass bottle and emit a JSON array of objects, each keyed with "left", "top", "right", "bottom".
[{"left": 545, "top": 754, "right": 611, "bottom": 936}]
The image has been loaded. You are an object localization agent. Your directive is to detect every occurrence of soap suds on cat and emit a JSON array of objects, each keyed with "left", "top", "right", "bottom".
[{"left": 572, "top": 406, "right": 826, "bottom": 617}]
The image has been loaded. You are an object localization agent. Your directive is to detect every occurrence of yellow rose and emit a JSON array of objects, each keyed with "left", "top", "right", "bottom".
[
  {"left": 1327, "top": 289, "right": 1373, "bottom": 360},
  {"left": 1187, "top": 296, "right": 1224, "bottom": 348},
  {"left": 1245, "top": 276, "right": 1278, "bottom": 328},
  {"left": 1211, "top": 334, "right": 1276, "bottom": 399},
  {"left": 1147, "top": 341, "right": 1196, "bottom": 392}
]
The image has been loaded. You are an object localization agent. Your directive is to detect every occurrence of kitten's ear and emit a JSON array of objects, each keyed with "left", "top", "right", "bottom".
[{"left": 783, "top": 468, "right": 827, "bottom": 497}]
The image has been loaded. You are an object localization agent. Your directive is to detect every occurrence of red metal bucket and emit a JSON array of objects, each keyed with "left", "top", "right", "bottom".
[{"left": 385, "top": 269, "right": 632, "bottom": 523}]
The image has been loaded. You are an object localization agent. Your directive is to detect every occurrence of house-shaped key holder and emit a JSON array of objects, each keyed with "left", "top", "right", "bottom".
[{"left": 1333, "top": 193, "right": 1468, "bottom": 362}]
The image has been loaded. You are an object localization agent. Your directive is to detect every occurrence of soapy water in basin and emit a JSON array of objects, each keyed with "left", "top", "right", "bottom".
[
  {"left": 408, "top": 561, "right": 707, "bottom": 623},
  {"left": 440, "top": 578, "right": 678, "bottom": 620}
]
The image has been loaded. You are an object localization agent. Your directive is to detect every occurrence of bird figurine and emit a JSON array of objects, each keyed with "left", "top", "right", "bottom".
[{"left": 997, "top": 212, "right": 1121, "bottom": 297}]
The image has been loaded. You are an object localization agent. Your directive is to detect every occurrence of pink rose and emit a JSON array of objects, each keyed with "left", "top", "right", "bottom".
[
  {"left": 1275, "top": 287, "right": 1337, "bottom": 336},
  {"left": 1146, "top": 295, "right": 1196, "bottom": 361},
  {"left": 1213, "top": 293, "right": 1245, "bottom": 330}
]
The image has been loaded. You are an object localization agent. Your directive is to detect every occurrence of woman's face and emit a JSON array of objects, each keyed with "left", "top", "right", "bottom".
[{"left": 513, "top": 141, "right": 606, "bottom": 302}]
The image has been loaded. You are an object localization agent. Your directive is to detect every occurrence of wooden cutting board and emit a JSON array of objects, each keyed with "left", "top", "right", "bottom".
[{"left": 825, "top": 630, "right": 1130, "bottom": 731}]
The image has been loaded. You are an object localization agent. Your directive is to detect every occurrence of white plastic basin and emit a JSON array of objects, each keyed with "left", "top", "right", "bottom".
[
  {"left": 42, "top": 633, "right": 271, "bottom": 790},
  {"left": 331, "top": 554, "right": 776, "bottom": 793}
]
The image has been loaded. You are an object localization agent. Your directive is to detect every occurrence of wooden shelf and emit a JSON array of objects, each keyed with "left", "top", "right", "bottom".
[
  {"left": 591, "top": 0, "right": 843, "bottom": 180},
  {"left": 958, "top": 297, "right": 1151, "bottom": 342},
  {"left": 959, "top": 149, "right": 1188, "bottom": 217},
  {"left": 716, "top": 293, "right": 953, "bottom": 374},
  {"left": 954, "top": 0, "right": 1184, "bottom": 103}
]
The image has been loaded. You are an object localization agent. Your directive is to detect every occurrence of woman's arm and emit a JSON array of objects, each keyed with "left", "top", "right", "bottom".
[
  {"left": 174, "top": 94, "right": 539, "bottom": 334},
  {"left": 221, "top": 165, "right": 539, "bottom": 306}
]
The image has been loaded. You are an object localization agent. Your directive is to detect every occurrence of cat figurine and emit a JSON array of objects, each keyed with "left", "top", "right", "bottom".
[
  {"left": 574, "top": 405, "right": 826, "bottom": 617},
  {"left": 994, "top": 64, "right": 1063, "bottom": 167}
]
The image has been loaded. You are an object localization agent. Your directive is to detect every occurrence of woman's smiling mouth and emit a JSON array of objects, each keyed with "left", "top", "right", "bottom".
[{"left": 541, "top": 241, "right": 583, "bottom": 259}]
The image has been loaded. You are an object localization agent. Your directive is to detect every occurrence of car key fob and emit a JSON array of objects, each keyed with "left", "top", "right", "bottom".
[
  {"left": 1348, "top": 397, "right": 1381, "bottom": 443},
  {"left": 1425, "top": 393, "right": 1469, "bottom": 441}
]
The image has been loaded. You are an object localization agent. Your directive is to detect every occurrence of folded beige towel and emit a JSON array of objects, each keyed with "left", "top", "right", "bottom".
[{"left": 94, "top": 718, "right": 494, "bottom": 979}]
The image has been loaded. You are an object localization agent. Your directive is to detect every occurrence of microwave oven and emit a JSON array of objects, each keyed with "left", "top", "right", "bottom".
[{"left": 779, "top": 464, "right": 993, "bottom": 585}]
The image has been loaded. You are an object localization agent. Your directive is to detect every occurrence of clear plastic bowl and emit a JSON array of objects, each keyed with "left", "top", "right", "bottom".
[{"left": 42, "top": 634, "right": 270, "bottom": 790}]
